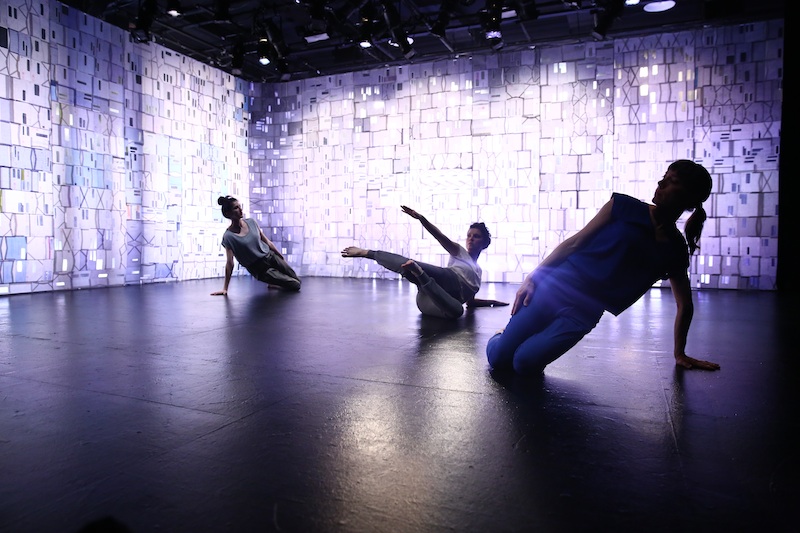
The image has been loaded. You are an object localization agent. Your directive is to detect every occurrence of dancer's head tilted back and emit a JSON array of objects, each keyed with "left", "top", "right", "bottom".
[
  {"left": 668, "top": 159, "right": 712, "bottom": 207},
  {"left": 218, "top": 195, "right": 239, "bottom": 219},
  {"left": 663, "top": 160, "right": 712, "bottom": 255},
  {"left": 469, "top": 222, "right": 492, "bottom": 250},
  {"left": 464, "top": 222, "right": 492, "bottom": 261}
]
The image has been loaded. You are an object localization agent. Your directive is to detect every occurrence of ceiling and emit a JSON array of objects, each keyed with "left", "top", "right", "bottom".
[{"left": 61, "top": 0, "right": 785, "bottom": 83}]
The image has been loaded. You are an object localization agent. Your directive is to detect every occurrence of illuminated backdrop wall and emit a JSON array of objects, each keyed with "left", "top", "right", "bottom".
[{"left": 0, "top": 0, "right": 783, "bottom": 296}]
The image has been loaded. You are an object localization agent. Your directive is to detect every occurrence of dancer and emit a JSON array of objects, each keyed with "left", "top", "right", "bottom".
[
  {"left": 211, "top": 195, "right": 301, "bottom": 295},
  {"left": 487, "top": 160, "right": 721, "bottom": 376},
  {"left": 341, "top": 206, "right": 506, "bottom": 319}
]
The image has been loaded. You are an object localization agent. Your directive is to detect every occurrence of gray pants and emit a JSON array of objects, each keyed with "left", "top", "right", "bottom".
[
  {"left": 246, "top": 253, "right": 302, "bottom": 291},
  {"left": 368, "top": 250, "right": 465, "bottom": 319}
]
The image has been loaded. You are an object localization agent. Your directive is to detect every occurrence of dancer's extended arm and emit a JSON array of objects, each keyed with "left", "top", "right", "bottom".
[
  {"left": 211, "top": 247, "right": 235, "bottom": 296},
  {"left": 669, "top": 272, "right": 720, "bottom": 370},
  {"left": 400, "top": 205, "right": 460, "bottom": 256}
]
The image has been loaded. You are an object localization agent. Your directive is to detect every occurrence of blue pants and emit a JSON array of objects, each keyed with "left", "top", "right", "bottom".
[{"left": 486, "top": 285, "right": 602, "bottom": 376}]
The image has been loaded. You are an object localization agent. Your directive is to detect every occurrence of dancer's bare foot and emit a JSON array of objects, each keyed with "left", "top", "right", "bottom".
[
  {"left": 341, "top": 246, "right": 368, "bottom": 258},
  {"left": 401, "top": 259, "right": 424, "bottom": 277}
]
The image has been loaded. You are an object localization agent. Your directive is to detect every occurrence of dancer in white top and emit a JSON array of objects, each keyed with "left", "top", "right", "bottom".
[{"left": 342, "top": 206, "right": 506, "bottom": 319}]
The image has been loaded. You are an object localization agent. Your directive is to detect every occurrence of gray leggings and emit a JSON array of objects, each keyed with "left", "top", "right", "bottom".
[{"left": 367, "top": 250, "right": 465, "bottom": 319}]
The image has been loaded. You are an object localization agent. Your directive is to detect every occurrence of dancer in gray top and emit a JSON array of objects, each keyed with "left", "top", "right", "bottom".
[
  {"left": 342, "top": 206, "right": 506, "bottom": 319},
  {"left": 211, "top": 195, "right": 301, "bottom": 295}
]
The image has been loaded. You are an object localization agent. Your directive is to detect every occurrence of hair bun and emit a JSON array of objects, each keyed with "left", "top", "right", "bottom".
[{"left": 217, "top": 196, "right": 225, "bottom": 205}]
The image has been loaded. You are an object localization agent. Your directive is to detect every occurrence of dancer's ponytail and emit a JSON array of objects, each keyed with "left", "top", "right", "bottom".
[
  {"left": 684, "top": 204, "right": 707, "bottom": 255},
  {"left": 668, "top": 160, "right": 712, "bottom": 256}
]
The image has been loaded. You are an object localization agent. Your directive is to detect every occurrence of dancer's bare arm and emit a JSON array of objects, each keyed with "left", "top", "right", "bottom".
[
  {"left": 400, "top": 205, "right": 460, "bottom": 256},
  {"left": 670, "top": 273, "right": 720, "bottom": 370},
  {"left": 211, "top": 248, "right": 235, "bottom": 296}
]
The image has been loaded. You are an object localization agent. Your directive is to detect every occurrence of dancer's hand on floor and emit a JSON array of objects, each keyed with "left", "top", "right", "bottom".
[{"left": 467, "top": 299, "right": 509, "bottom": 308}]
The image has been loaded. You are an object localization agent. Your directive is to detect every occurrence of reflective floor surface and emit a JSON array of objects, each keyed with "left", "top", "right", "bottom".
[{"left": 1, "top": 277, "right": 797, "bottom": 532}]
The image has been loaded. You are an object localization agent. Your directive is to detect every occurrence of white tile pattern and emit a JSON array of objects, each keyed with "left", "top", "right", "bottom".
[{"left": 0, "top": 1, "right": 783, "bottom": 294}]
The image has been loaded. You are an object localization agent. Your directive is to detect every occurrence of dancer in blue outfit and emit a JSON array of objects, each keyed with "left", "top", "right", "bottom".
[
  {"left": 487, "top": 160, "right": 721, "bottom": 376},
  {"left": 211, "top": 195, "right": 301, "bottom": 295},
  {"left": 341, "top": 206, "right": 506, "bottom": 319}
]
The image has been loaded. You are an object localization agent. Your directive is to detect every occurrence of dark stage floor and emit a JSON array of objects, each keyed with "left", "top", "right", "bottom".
[{"left": 1, "top": 277, "right": 797, "bottom": 533}]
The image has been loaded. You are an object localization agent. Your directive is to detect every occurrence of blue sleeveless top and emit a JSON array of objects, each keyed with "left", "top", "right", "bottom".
[{"left": 534, "top": 193, "right": 689, "bottom": 316}]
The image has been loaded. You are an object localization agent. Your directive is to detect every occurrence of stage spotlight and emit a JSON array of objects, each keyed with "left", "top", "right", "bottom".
[
  {"left": 381, "top": 0, "right": 416, "bottom": 59},
  {"left": 258, "top": 38, "right": 271, "bottom": 65},
  {"left": 359, "top": 1, "right": 379, "bottom": 42},
  {"left": 303, "top": 0, "right": 331, "bottom": 42},
  {"left": 166, "top": 0, "right": 182, "bottom": 17},
  {"left": 389, "top": 36, "right": 416, "bottom": 58},
  {"left": 388, "top": 36, "right": 415, "bottom": 46},
  {"left": 481, "top": 0, "right": 504, "bottom": 50},
  {"left": 643, "top": 0, "right": 675, "bottom": 12}
]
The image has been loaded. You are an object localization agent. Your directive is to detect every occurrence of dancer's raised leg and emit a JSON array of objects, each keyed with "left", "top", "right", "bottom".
[
  {"left": 402, "top": 260, "right": 465, "bottom": 319},
  {"left": 342, "top": 248, "right": 413, "bottom": 275}
]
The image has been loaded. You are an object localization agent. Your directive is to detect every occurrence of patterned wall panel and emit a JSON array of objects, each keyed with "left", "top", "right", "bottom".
[
  {"left": 0, "top": 1, "right": 783, "bottom": 296},
  {"left": 246, "top": 20, "right": 782, "bottom": 291},
  {"left": 0, "top": 0, "right": 250, "bottom": 295}
]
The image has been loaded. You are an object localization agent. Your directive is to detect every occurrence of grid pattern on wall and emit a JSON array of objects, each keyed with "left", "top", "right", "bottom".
[
  {"left": 0, "top": 0, "right": 250, "bottom": 295},
  {"left": 250, "top": 22, "right": 782, "bottom": 291},
  {"left": 0, "top": 0, "right": 783, "bottom": 295}
]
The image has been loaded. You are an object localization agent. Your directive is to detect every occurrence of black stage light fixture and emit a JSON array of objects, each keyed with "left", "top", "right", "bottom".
[
  {"left": 254, "top": 7, "right": 290, "bottom": 68},
  {"left": 431, "top": 0, "right": 458, "bottom": 37},
  {"left": 380, "top": 0, "right": 415, "bottom": 58},
  {"left": 358, "top": 1, "right": 379, "bottom": 48},
  {"left": 231, "top": 41, "right": 245, "bottom": 75},
  {"left": 389, "top": 35, "right": 416, "bottom": 59},
  {"left": 130, "top": 0, "right": 156, "bottom": 43},
  {"left": 510, "top": 0, "right": 539, "bottom": 20},
  {"left": 643, "top": 0, "right": 675, "bottom": 12},
  {"left": 303, "top": 0, "right": 330, "bottom": 42},
  {"left": 255, "top": 17, "right": 290, "bottom": 72},
  {"left": 257, "top": 38, "right": 272, "bottom": 65},
  {"left": 214, "top": 0, "right": 230, "bottom": 22},
  {"left": 481, "top": 0, "right": 504, "bottom": 50},
  {"left": 591, "top": 0, "right": 626, "bottom": 39}
]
